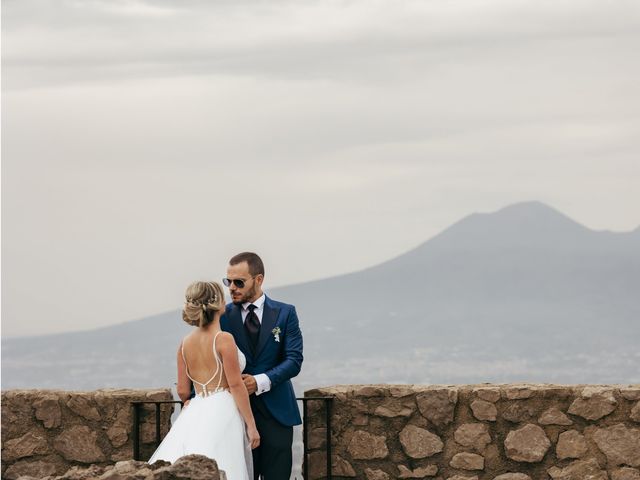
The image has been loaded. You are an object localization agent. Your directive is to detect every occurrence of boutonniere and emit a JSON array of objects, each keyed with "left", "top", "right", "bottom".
[{"left": 271, "top": 327, "right": 281, "bottom": 342}]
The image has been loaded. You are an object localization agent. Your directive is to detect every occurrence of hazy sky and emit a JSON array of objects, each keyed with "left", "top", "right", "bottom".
[{"left": 2, "top": 0, "right": 639, "bottom": 337}]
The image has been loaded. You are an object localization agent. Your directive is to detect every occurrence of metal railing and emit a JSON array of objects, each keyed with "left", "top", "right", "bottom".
[
  {"left": 130, "top": 400, "right": 183, "bottom": 461},
  {"left": 131, "top": 396, "right": 334, "bottom": 479},
  {"left": 300, "top": 396, "right": 333, "bottom": 480}
]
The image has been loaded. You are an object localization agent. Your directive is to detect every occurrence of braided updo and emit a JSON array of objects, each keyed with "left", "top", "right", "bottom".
[{"left": 182, "top": 281, "right": 225, "bottom": 328}]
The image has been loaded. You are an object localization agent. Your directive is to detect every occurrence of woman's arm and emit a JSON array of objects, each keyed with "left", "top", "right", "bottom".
[
  {"left": 176, "top": 343, "right": 192, "bottom": 403},
  {"left": 217, "top": 332, "right": 260, "bottom": 448}
]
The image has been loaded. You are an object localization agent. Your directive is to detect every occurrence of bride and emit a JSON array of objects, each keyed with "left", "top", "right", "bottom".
[{"left": 149, "top": 281, "right": 260, "bottom": 479}]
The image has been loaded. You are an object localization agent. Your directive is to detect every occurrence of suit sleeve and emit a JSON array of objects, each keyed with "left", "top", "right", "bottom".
[{"left": 264, "top": 306, "right": 303, "bottom": 388}]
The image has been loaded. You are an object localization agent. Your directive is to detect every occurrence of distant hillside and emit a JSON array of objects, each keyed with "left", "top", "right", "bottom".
[{"left": 3, "top": 202, "right": 639, "bottom": 391}]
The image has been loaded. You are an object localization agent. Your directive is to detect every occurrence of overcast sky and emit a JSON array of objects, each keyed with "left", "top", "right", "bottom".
[{"left": 2, "top": 0, "right": 639, "bottom": 337}]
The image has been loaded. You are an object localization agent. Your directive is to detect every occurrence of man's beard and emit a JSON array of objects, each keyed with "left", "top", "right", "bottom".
[{"left": 233, "top": 283, "right": 258, "bottom": 305}]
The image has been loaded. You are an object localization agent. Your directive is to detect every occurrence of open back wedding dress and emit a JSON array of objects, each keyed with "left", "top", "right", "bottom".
[{"left": 149, "top": 331, "right": 253, "bottom": 480}]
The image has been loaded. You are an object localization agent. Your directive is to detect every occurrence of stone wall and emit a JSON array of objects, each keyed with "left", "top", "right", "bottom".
[
  {"left": 1, "top": 389, "right": 174, "bottom": 480},
  {"left": 304, "top": 384, "right": 640, "bottom": 480}
]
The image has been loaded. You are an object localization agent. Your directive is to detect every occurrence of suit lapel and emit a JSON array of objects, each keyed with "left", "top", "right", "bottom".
[
  {"left": 227, "top": 304, "right": 252, "bottom": 358},
  {"left": 256, "top": 297, "right": 279, "bottom": 358}
]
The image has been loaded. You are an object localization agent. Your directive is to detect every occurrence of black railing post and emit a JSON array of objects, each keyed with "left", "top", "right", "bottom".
[
  {"left": 297, "top": 396, "right": 334, "bottom": 480},
  {"left": 132, "top": 403, "right": 141, "bottom": 461},
  {"left": 302, "top": 400, "right": 309, "bottom": 480},
  {"left": 155, "top": 402, "right": 162, "bottom": 447},
  {"left": 325, "top": 398, "right": 332, "bottom": 480}
]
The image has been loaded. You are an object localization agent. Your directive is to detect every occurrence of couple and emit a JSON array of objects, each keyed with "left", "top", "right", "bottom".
[{"left": 149, "top": 252, "right": 303, "bottom": 480}]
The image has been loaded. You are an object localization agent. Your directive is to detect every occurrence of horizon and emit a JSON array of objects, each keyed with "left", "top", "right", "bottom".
[{"left": 3, "top": 192, "right": 639, "bottom": 391}]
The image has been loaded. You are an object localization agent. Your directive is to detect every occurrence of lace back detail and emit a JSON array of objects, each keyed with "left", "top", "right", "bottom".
[{"left": 181, "top": 331, "right": 225, "bottom": 397}]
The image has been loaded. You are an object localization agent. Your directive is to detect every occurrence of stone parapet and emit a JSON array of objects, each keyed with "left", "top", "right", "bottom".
[
  {"left": 1, "top": 389, "right": 174, "bottom": 480},
  {"left": 13, "top": 455, "right": 225, "bottom": 480},
  {"left": 304, "top": 384, "right": 640, "bottom": 480}
]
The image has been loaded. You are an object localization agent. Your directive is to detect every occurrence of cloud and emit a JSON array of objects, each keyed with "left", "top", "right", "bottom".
[
  {"left": 4, "top": 0, "right": 640, "bottom": 89},
  {"left": 2, "top": 0, "right": 639, "bottom": 336}
]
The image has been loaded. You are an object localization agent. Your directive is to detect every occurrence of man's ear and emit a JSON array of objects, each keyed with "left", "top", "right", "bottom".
[{"left": 255, "top": 274, "right": 264, "bottom": 287}]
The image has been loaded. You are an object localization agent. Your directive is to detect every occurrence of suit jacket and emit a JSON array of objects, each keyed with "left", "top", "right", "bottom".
[{"left": 220, "top": 296, "right": 303, "bottom": 427}]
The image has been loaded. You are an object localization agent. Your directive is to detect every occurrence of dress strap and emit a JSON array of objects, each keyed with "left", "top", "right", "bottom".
[
  {"left": 181, "top": 333, "right": 223, "bottom": 396},
  {"left": 181, "top": 340, "right": 196, "bottom": 384},
  {"left": 212, "top": 331, "right": 223, "bottom": 390}
]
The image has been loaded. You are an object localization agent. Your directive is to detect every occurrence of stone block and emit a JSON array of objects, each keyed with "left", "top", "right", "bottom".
[
  {"left": 307, "top": 450, "right": 327, "bottom": 479},
  {"left": 568, "top": 387, "right": 617, "bottom": 420},
  {"left": 66, "top": 395, "right": 101, "bottom": 422},
  {"left": 356, "top": 386, "right": 388, "bottom": 397},
  {"left": 449, "top": 452, "right": 484, "bottom": 470},
  {"left": 1, "top": 392, "right": 36, "bottom": 440},
  {"left": 556, "top": 430, "right": 588, "bottom": 459},
  {"left": 592, "top": 423, "right": 640, "bottom": 467},
  {"left": 53, "top": 425, "right": 106, "bottom": 463},
  {"left": 374, "top": 399, "right": 415, "bottom": 418},
  {"left": 501, "top": 402, "right": 536, "bottom": 423},
  {"left": 473, "top": 387, "right": 501, "bottom": 403},
  {"left": 3, "top": 459, "right": 57, "bottom": 480},
  {"left": 111, "top": 449, "right": 132, "bottom": 462},
  {"left": 397, "top": 464, "right": 438, "bottom": 477},
  {"left": 416, "top": 389, "right": 458, "bottom": 429},
  {"left": 106, "top": 425, "right": 128, "bottom": 448},
  {"left": 60, "top": 464, "right": 107, "bottom": 479},
  {"left": 504, "top": 424, "right": 550, "bottom": 462},
  {"left": 503, "top": 386, "right": 534, "bottom": 400},
  {"left": 347, "top": 430, "right": 388, "bottom": 459},
  {"left": 454, "top": 423, "right": 491, "bottom": 452},
  {"left": 390, "top": 386, "right": 417, "bottom": 397},
  {"left": 547, "top": 458, "right": 607, "bottom": 480},
  {"left": 538, "top": 407, "right": 573, "bottom": 425},
  {"left": 470, "top": 400, "right": 497, "bottom": 421},
  {"left": 631, "top": 401, "right": 640, "bottom": 423},
  {"left": 308, "top": 427, "right": 327, "bottom": 449},
  {"left": 399, "top": 424, "right": 444, "bottom": 458},
  {"left": 365, "top": 468, "right": 391, "bottom": 480},
  {"left": 2, "top": 431, "right": 49, "bottom": 461},
  {"left": 33, "top": 394, "right": 62, "bottom": 429},
  {"left": 153, "top": 454, "right": 224, "bottom": 479},
  {"left": 612, "top": 467, "right": 640, "bottom": 480},
  {"left": 109, "top": 403, "right": 132, "bottom": 430},
  {"left": 620, "top": 388, "right": 640, "bottom": 401},
  {"left": 332, "top": 455, "right": 356, "bottom": 477}
]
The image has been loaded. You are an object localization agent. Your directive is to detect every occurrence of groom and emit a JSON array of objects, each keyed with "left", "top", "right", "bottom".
[{"left": 220, "top": 252, "right": 303, "bottom": 480}]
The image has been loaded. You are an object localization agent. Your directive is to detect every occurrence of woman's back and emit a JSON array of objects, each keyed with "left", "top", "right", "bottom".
[{"left": 181, "top": 330, "right": 228, "bottom": 395}]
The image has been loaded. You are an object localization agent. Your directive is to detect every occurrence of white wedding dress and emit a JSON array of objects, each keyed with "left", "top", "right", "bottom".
[{"left": 149, "top": 332, "right": 253, "bottom": 480}]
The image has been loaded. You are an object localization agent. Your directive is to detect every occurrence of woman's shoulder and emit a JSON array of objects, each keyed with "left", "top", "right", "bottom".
[
  {"left": 215, "top": 331, "right": 237, "bottom": 347},
  {"left": 181, "top": 329, "right": 209, "bottom": 348},
  {"left": 181, "top": 331, "right": 196, "bottom": 345}
]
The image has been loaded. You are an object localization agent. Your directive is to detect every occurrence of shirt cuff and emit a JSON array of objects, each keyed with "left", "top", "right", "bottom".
[{"left": 254, "top": 373, "right": 272, "bottom": 396}]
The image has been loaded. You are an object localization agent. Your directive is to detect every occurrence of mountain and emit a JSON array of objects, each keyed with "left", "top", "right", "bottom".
[{"left": 3, "top": 202, "right": 639, "bottom": 392}]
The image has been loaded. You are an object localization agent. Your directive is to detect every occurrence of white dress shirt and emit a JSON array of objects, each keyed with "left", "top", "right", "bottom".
[{"left": 241, "top": 294, "right": 272, "bottom": 395}]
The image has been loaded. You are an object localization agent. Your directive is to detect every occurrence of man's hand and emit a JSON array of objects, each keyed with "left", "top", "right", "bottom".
[{"left": 242, "top": 374, "right": 258, "bottom": 395}]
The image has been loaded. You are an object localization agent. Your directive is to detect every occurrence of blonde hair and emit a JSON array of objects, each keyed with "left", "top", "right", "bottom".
[{"left": 182, "top": 281, "right": 225, "bottom": 328}]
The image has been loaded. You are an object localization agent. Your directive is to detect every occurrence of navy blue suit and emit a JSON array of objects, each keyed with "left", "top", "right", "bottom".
[{"left": 221, "top": 296, "right": 303, "bottom": 479}]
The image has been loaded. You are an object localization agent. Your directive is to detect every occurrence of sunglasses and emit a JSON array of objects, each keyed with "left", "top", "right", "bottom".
[{"left": 222, "top": 277, "right": 252, "bottom": 288}]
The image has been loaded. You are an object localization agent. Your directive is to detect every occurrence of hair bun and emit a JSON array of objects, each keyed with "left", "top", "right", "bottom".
[{"left": 182, "top": 281, "right": 225, "bottom": 328}]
